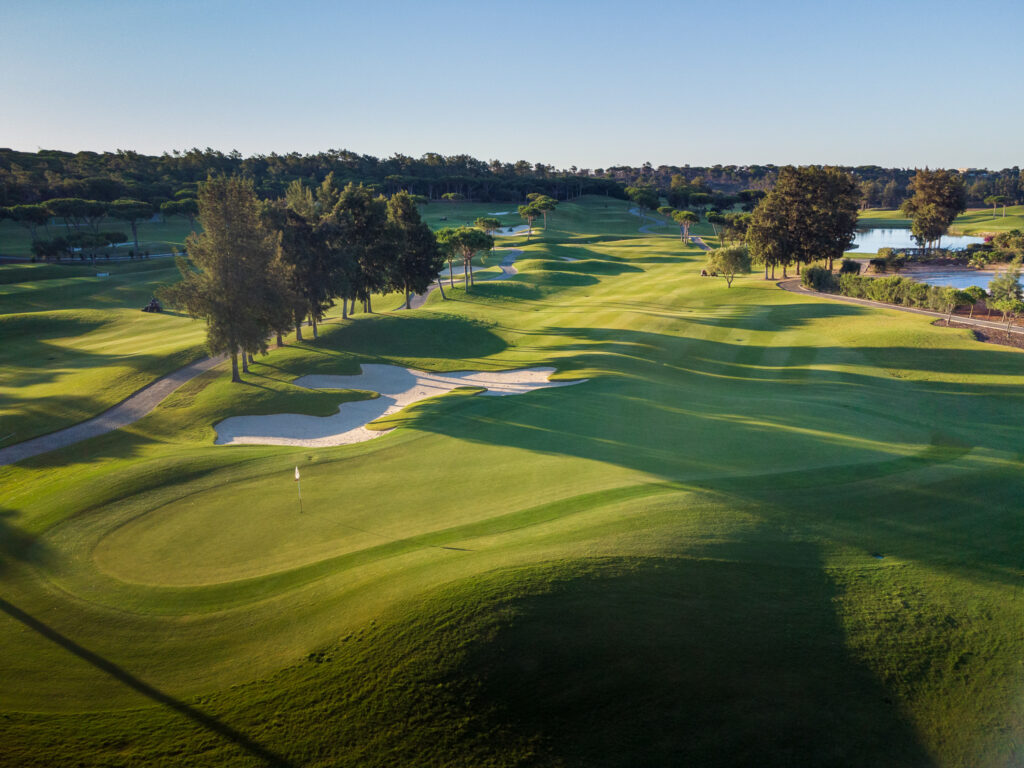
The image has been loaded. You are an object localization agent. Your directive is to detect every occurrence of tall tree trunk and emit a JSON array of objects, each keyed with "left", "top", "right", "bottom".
[
  {"left": 295, "top": 321, "right": 303, "bottom": 341},
  {"left": 342, "top": 298, "right": 348, "bottom": 319},
  {"left": 241, "top": 353, "right": 249, "bottom": 374},
  {"left": 367, "top": 296, "right": 372, "bottom": 313},
  {"left": 464, "top": 259, "right": 469, "bottom": 290},
  {"left": 312, "top": 315, "right": 318, "bottom": 338},
  {"left": 276, "top": 332, "right": 283, "bottom": 348},
  {"left": 448, "top": 260, "right": 455, "bottom": 288},
  {"left": 437, "top": 278, "right": 447, "bottom": 300},
  {"left": 248, "top": 352, "right": 255, "bottom": 365},
  {"left": 231, "top": 350, "right": 241, "bottom": 382},
  {"left": 405, "top": 283, "right": 411, "bottom": 309}
]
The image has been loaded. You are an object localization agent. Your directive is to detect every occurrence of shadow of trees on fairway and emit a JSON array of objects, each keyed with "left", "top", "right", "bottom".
[
  {"left": 0, "top": 509, "right": 51, "bottom": 575},
  {"left": 372, "top": 320, "right": 1024, "bottom": 587},
  {"left": 0, "top": 595, "right": 292, "bottom": 767},
  {"left": 315, "top": 312, "right": 507, "bottom": 365},
  {"left": 455, "top": 552, "right": 936, "bottom": 767},
  {"left": 686, "top": 300, "right": 870, "bottom": 331}
]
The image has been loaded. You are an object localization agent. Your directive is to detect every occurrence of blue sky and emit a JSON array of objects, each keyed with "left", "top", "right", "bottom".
[{"left": 2, "top": 0, "right": 1021, "bottom": 168}]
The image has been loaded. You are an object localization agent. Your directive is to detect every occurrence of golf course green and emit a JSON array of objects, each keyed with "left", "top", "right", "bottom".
[{"left": 0, "top": 196, "right": 1020, "bottom": 767}]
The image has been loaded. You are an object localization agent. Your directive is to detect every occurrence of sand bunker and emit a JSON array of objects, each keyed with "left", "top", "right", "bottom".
[
  {"left": 215, "top": 365, "right": 586, "bottom": 447},
  {"left": 495, "top": 225, "right": 531, "bottom": 236}
]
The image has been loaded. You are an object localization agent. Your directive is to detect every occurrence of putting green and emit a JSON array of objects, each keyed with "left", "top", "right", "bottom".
[{"left": 0, "top": 197, "right": 1021, "bottom": 767}]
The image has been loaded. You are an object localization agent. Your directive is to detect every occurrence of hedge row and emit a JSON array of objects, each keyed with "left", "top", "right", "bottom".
[{"left": 801, "top": 267, "right": 967, "bottom": 312}]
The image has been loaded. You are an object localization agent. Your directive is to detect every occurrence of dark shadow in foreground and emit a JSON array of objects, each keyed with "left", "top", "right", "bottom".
[
  {"left": 454, "top": 549, "right": 936, "bottom": 767},
  {"left": 0, "top": 596, "right": 292, "bottom": 768}
]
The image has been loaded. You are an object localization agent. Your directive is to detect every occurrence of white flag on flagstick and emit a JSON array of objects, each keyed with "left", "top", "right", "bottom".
[{"left": 295, "top": 466, "right": 300, "bottom": 481}]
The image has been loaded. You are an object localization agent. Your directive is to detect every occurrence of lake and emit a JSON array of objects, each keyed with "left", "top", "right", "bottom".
[
  {"left": 850, "top": 227, "right": 984, "bottom": 253},
  {"left": 904, "top": 269, "right": 1013, "bottom": 290}
]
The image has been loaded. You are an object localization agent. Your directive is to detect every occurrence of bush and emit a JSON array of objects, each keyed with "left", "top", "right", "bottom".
[
  {"left": 869, "top": 258, "right": 888, "bottom": 274},
  {"left": 838, "top": 274, "right": 869, "bottom": 298},
  {"left": 839, "top": 259, "right": 861, "bottom": 275},
  {"left": 801, "top": 265, "right": 838, "bottom": 293}
]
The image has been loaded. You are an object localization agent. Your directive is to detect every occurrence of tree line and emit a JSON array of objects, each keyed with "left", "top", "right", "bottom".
[
  {"left": 4, "top": 147, "right": 1019, "bottom": 218},
  {"left": 0, "top": 147, "right": 624, "bottom": 210},
  {"left": 160, "top": 175, "right": 499, "bottom": 382}
]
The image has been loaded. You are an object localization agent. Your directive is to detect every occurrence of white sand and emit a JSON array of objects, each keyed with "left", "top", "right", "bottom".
[
  {"left": 488, "top": 210, "right": 511, "bottom": 215},
  {"left": 215, "top": 365, "right": 586, "bottom": 447},
  {"left": 494, "top": 225, "right": 531, "bottom": 236}
]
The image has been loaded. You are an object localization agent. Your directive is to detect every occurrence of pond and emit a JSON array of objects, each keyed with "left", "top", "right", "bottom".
[
  {"left": 904, "top": 268, "right": 1015, "bottom": 291},
  {"left": 849, "top": 227, "right": 984, "bottom": 253}
]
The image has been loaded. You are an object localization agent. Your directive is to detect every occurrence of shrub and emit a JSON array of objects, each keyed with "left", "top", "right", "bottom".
[
  {"left": 864, "top": 276, "right": 907, "bottom": 304},
  {"left": 801, "top": 266, "right": 838, "bottom": 293},
  {"left": 838, "top": 273, "right": 869, "bottom": 298},
  {"left": 839, "top": 259, "right": 861, "bottom": 275},
  {"left": 869, "top": 258, "right": 888, "bottom": 274}
]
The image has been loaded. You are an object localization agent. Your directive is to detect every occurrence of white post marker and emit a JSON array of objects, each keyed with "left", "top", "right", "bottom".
[{"left": 295, "top": 465, "right": 303, "bottom": 513}]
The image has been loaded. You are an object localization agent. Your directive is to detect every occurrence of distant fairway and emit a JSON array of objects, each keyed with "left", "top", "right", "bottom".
[
  {"left": 0, "top": 260, "right": 208, "bottom": 444},
  {"left": 859, "top": 205, "right": 1024, "bottom": 234},
  {"left": 0, "top": 216, "right": 196, "bottom": 258},
  {"left": 0, "top": 196, "right": 1021, "bottom": 767}
]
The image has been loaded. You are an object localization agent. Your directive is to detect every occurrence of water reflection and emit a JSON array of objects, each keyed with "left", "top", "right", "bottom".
[{"left": 850, "top": 228, "right": 984, "bottom": 253}]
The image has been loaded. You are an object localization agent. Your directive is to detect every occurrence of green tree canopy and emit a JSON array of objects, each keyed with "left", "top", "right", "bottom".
[
  {"left": 744, "top": 166, "right": 860, "bottom": 276},
  {"left": 159, "top": 175, "right": 290, "bottom": 381},
  {"left": 6, "top": 204, "right": 51, "bottom": 242},
  {"left": 518, "top": 203, "right": 542, "bottom": 241},
  {"left": 625, "top": 185, "right": 659, "bottom": 219},
  {"left": 900, "top": 169, "right": 967, "bottom": 251},
  {"left": 107, "top": 199, "right": 154, "bottom": 256},
  {"left": 436, "top": 226, "right": 492, "bottom": 290},
  {"left": 706, "top": 245, "right": 751, "bottom": 288},
  {"left": 387, "top": 191, "right": 443, "bottom": 308},
  {"left": 672, "top": 210, "right": 699, "bottom": 243}
]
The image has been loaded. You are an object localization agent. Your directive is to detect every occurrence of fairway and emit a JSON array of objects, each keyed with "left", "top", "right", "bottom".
[{"left": 0, "top": 196, "right": 1021, "bottom": 767}]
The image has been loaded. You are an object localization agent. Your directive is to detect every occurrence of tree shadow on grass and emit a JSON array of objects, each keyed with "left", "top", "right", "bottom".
[
  {"left": 686, "top": 301, "right": 871, "bottom": 332},
  {"left": 371, "top": 322, "right": 1024, "bottom": 586},
  {"left": 0, "top": 509, "right": 51, "bottom": 576},
  {"left": 317, "top": 312, "right": 508, "bottom": 362},
  {"left": 536, "top": 260, "right": 644, "bottom": 276},
  {"left": 454, "top": 548, "right": 936, "bottom": 767},
  {"left": 0, "top": 595, "right": 292, "bottom": 767}
]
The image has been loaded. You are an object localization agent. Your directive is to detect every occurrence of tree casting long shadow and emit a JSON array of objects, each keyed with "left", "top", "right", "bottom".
[{"left": 0, "top": 596, "right": 292, "bottom": 767}]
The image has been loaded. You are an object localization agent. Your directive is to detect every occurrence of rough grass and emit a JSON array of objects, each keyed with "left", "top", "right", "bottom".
[{"left": 0, "top": 196, "right": 1021, "bottom": 767}]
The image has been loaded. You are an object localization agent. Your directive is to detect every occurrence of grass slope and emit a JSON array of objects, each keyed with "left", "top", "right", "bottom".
[
  {"left": 0, "top": 259, "right": 208, "bottom": 444},
  {"left": 0, "top": 196, "right": 1021, "bottom": 767}
]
